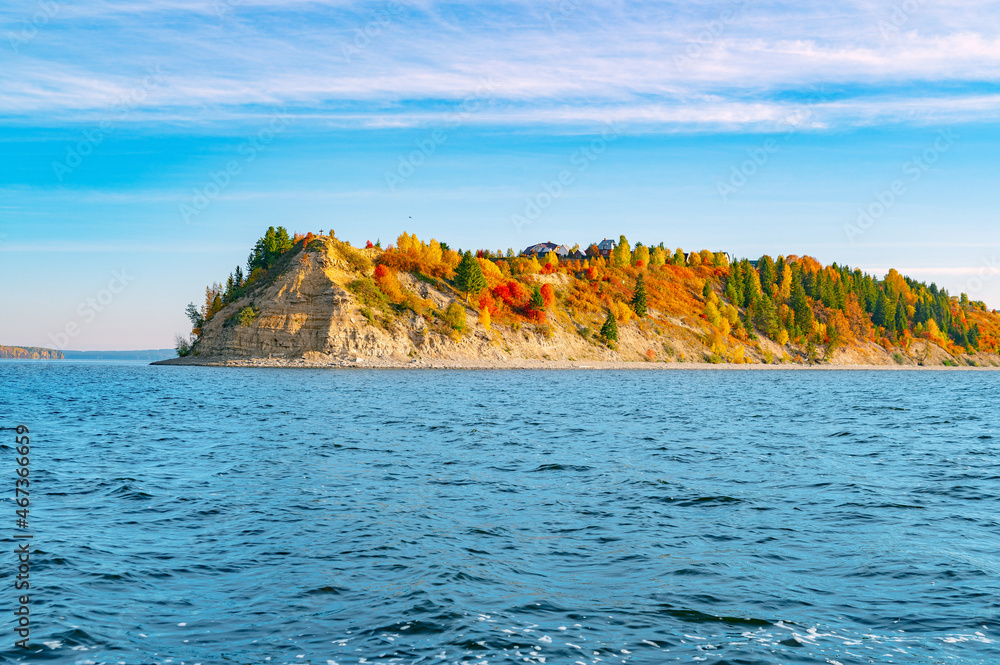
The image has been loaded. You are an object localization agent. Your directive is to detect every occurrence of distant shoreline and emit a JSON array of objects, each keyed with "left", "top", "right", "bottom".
[{"left": 152, "top": 357, "right": 1000, "bottom": 371}]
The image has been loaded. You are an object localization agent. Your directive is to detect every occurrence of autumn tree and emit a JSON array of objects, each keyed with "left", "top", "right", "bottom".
[
  {"left": 455, "top": 251, "right": 487, "bottom": 302},
  {"left": 540, "top": 283, "right": 555, "bottom": 308},
  {"left": 613, "top": 235, "right": 631, "bottom": 267},
  {"left": 633, "top": 243, "right": 650, "bottom": 268},
  {"left": 632, "top": 274, "right": 648, "bottom": 317}
]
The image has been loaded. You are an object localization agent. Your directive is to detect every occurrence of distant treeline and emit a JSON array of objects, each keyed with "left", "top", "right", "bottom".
[{"left": 0, "top": 345, "right": 63, "bottom": 359}]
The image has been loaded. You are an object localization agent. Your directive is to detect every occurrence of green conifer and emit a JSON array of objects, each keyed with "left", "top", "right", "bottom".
[
  {"left": 632, "top": 274, "right": 648, "bottom": 317},
  {"left": 600, "top": 309, "right": 619, "bottom": 343},
  {"left": 455, "top": 251, "right": 487, "bottom": 302}
]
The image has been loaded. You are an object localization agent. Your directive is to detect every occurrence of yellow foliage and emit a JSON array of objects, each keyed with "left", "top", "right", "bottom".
[
  {"left": 610, "top": 300, "right": 632, "bottom": 324},
  {"left": 633, "top": 245, "right": 650, "bottom": 267},
  {"left": 479, "top": 306, "right": 491, "bottom": 331},
  {"left": 477, "top": 258, "right": 505, "bottom": 287},
  {"left": 704, "top": 301, "right": 722, "bottom": 328},
  {"left": 777, "top": 328, "right": 790, "bottom": 345},
  {"left": 382, "top": 231, "right": 457, "bottom": 279},
  {"left": 778, "top": 264, "right": 793, "bottom": 301}
]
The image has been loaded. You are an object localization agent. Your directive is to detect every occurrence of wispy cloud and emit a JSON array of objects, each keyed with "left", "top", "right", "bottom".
[{"left": 2, "top": 0, "right": 999, "bottom": 130}]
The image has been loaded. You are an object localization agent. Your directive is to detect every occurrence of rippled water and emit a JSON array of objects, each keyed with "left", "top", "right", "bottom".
[{"left": 1, "top": 362, "right": 998, "bottom": 664}]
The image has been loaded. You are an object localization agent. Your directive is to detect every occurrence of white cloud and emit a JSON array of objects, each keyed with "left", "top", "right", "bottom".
[{"left": 2, "top": 0, "right": 999, "bottom": 129}]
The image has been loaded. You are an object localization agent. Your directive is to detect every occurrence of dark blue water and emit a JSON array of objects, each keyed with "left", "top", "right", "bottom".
[{"left": 1, "top": 362, "right": 998, "bottom": 664}]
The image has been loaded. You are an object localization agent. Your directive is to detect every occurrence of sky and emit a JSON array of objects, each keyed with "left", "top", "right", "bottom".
[{"left": 1, "top": 0, "right": 999, "bottom": 350}]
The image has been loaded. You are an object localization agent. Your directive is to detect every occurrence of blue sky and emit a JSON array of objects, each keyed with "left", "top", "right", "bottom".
[{"left": 2, "top": 0, "right": 999, "bottom": 350}]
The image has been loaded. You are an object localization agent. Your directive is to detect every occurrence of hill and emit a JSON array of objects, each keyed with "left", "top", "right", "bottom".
[
  {"left": 0, "top": 345, "right": 63, "bottom": 360},
  {"left": 159, "top": 228, "right": 1000, "bottom": 368},
  {"left": 62, "top": 349, "right": 176, "bottom": 361}
]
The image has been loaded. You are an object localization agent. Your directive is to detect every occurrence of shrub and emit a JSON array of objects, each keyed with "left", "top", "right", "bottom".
[
  {"left": 347, "top": 277, "right": 390, "bottom": 311},
  {"left": 444, "top": 301, "right": 467, "bottom": 332},
  {"left": 337, "top": 240, "right": 373, "bottom": 273},
  {"left": 175, "top": 334, "right": 191, "bottom": 357},
  {"left": 237, "top": 306, "right": 258, "bottom": 326},
  {"left": 540, "top": 283, "right": 555, "bottom": 308}
]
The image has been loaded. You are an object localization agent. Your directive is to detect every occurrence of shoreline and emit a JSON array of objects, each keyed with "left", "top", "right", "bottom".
[{"left": 152, "top": 357, "right": 1000, "bottom": 371}]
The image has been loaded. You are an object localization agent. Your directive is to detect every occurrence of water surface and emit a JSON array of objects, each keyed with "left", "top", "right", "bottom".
[{"left": 1, "top": 363, "right": 998, "bottom": 664}]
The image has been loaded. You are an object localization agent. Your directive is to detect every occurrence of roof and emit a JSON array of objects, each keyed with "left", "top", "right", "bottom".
[
  {"left": 523, "top": 241, "right": 559, "bottom": 255},
  {"left": 596, "top": 238, "right": 617, "bottom": 250}
]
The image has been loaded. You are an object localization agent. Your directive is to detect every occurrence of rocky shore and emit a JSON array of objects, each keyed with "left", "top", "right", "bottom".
[{"left": 153, "top": 355, "right": 1000, "bottom": 370}]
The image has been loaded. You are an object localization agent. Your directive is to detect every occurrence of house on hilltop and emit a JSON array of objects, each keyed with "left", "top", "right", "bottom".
[
  {"left": 595, "top": 238, "right": 617, "bottom": 257},
  {"left": 524, "top": 242, "right": 572, "bottom": 259}
]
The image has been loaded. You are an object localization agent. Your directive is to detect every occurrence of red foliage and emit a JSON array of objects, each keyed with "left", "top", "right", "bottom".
[
  {"left": 366, "top": 240, "right": 374, "bottom": 248},
  {"left": 374, "top": 264, "right": 390, "bottom": 280},
  {"left": 492, "top": 280, "right": 530, "bottom": 307},
  {"left": 586, "top": 266, "right": 598, "bottom": 280},
  {"left": 477, "top": 291, "right": 500, "bottom": 317},
  {"left": 540, "top": 283, "right": 555, "bottom": 308}
]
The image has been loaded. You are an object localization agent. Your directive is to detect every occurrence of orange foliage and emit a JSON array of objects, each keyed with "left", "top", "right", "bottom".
[
  {"left": 374, "top": 264, "right": 404, "bottom": 302},
  {"left": 378, "top": 232, "right": 458, "bottom": 279},
  {"left": 540, "top": 283, "right": 555, "bottom": 308}
]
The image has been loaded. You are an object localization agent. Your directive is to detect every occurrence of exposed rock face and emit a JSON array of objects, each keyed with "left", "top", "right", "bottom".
[
  {"left": 191, "top": 240, "right": 505, "bottom": 363},
  {"left": 170, "top": 237, "right": 1000, "bottom": 369}
]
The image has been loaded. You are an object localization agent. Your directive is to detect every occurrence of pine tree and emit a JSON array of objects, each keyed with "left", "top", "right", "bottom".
[
  {"left": 530, "top": 285, "right": 544, "bottom": 309},
  {"left": 790, "top": 276, "right": 814, "bottom": 334},
  {"left": 758, "top": 255, "right": 776, "bottom": 298},
  {"left": 872, "top": 291, "right": 888, "bottom": 328},
  {"left": 894, "top": 296, "right": 908, "bottom": 334},
  {"left": 600, "top": 309, "right": 619, "bottom": 343},
  {"left": 455, "top": 251, "right": 487, "bottom": 302},
  {"left": 752, "top": 295, "right": 779, "bottom": 338},
  {"left": 632, "top": 274, "right": 648, "bottom": 317}
]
